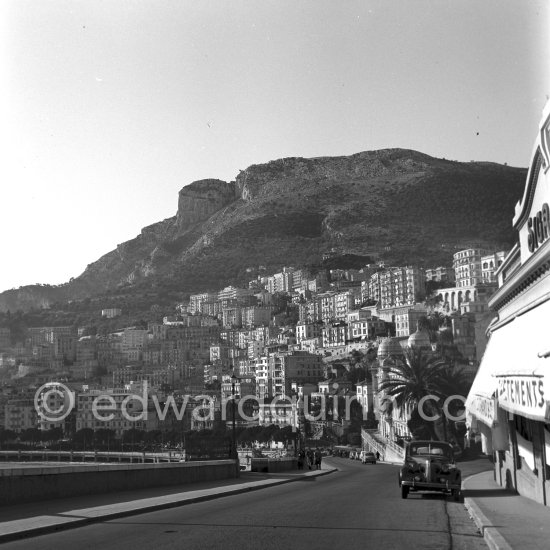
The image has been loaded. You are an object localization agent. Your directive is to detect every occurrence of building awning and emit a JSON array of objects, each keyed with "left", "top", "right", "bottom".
[
  {"left": 466, "top": 299, "right": 550, "bottom": 425},
  {"left": 495, "top": 368, "right": 549, "bottom": 421}
]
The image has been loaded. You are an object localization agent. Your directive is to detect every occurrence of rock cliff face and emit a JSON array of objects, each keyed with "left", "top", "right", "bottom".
[
  {"left": 235, "top": 150, "right": 435, "bottom": 200},
  {"left": 176, "top": 179, "right": 238, "bottom": 229},
  {"left": 0, "top": 148, "right": 527, "bottom": 312}
]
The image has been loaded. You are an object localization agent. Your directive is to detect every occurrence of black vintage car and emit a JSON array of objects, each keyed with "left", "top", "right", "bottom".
[{"left": 399, "top": 441, "right": 461, "bottom": 501}]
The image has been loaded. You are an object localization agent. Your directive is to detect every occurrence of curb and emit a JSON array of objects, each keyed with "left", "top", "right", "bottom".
[
  {"left": 0, "top": 468, "right": 337, "bottom": 544},
  {"left": 462, "top": 472, "right": 512, "bottom": 550}
]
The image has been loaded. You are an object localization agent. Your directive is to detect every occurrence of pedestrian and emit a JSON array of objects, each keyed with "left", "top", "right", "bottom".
[
  {"left": 306, "top": 448, "right": 314, "bottom": 470},
  {"left": 376, "top": 451, "right": 380, "bottom": 461},
  {"left": 297, "top": 449, "right": 305, "bottom": 470},
  {"left": 314, "top": 449, "right": 322, "bottom": 470}
]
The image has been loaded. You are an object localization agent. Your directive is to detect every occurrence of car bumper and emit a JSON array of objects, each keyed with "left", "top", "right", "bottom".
[{"left": 401, "top": 480, "right": 461, "bottom": 491}]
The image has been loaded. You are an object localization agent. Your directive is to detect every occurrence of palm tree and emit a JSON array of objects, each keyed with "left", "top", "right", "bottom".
[
  {"left": 436, "top": 364, "right": 472, "bottom": 446},
  {"left": 378, "top": 348, "right": 450, "bottom": 441},
  {"left": 437, "top": 365, "right": 471, "bottom": 406},
  {"left": 422, "top": 311, "right": 449, "bottom": 343}
]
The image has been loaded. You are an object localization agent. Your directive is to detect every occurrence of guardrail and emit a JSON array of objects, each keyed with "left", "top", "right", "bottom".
[
  {"left": 0, "top": 450, "right": 184, "bottom": 464},
  {"left": 361, "top": 428, "right": 405, "bottom": 462}
]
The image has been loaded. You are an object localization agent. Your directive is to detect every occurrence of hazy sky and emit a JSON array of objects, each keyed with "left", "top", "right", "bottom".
[{"left": 1, "top": 0, "right": 549, "bottom": 293}]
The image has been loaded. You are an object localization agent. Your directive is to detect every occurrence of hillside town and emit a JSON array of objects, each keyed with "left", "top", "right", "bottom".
[{"left": 0, "top": 247, "right": 504, "bottom": 456}]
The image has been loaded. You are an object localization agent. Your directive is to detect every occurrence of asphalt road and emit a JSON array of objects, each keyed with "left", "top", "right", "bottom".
[{"left": 1, "top": 457, "right": 489, "bottom": 550}]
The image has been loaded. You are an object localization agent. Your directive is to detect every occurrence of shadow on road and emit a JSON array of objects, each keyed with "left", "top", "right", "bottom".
[{"left": 463, "top": 488, "right": 516, "bottom": 498}]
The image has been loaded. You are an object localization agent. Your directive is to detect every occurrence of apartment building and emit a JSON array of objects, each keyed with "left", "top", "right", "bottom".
[
  {"left": 121, "top": 328, "right": 148, "bottom": 361},
  {"left": 453, "top": 248, "right": 493, "bottom": 287},
  {"left": 220, "top": 374, "right": 256, "bottom": 401},
  {"left": 101, "top": 308, "right": 122, "bottom": 318},
  {"left": 75, "top": 386, "right": 158, "bottom": 437},
  {"left": 162, "top": 325, "right": 221, "bottom": 364},
  {"left": 266, "top": 268, "right": 295, "bottom": 293},
  {"left": 321, "top": 322, "right": 348, "bottom": 348},
  {"left": 4, "top": 397, "right": 37, "bottom": 432},
  {"left": 52, "top": 333, "right": 77, "bottom": 362},
  {"left": 307, "top": 271, "right": 329, "bottom": 292},
  {"left": 247, "top": 340, "right": 265, "bottom": 360},
  {"left": 298, "top": 299, "right": 320, "bottom": 324},
  {"left": 76, "top": 336, "right": 97, "bottom": 364},
  {"left": 218, "top": 286, "right": 256, "bottom": 302},
  {"left": 394, "top": 306, "right": 429, "bottom": 338},
  {"left": 291, "top": 268, "right": 311, "bottom": 291},
  {"left": 97, "top": 333, "right": 124, "bottom": 370},
  {"left": 204, "top": 362, "right": 228, "bottom": 386},
  {"left": 425, "top": 266, "right": 456, "bottom": 285},
  {"left": 334, "top": 290, "right": 355, "bottom": 319},
  {"left": 35, "top": 382, "right": 76, "bottom": 432},
  {"left": 254, "top": 351, "right": 323, "bottom": 399},
  {"left": 257, "top": 396, "right": 297, "bottom": 427},
  {"left": 200, "top": 300, "right": 223, "bottom": 318},
  {"left": 189, "top": 292, "right": 218, "bottom": 314},
  {"left": 210, "top": 344, "right": 231, "bottom": 365},
  {"left": 364, "top": 267, "right": 425, "bottom": 309},
  {"left": 365, "top": 271, "right": 382, "bottom": 304},
  {"left": 481, "top": 251, "right": 506, "bottom": 283},
  {"left": 295, "top": 322, "right": 322, "bottom": 343},
  {"left": 27, "top": 326, "right": 75, "bottom": 347},
  {"left": 222, "top": 307, "right": 242, "bottom": 329},
  {"left": 349, "top": 317, "right": 387, "bottom": 340},
  {"left": 241, "top": 305, "right": 273, "bottom": 328},
  {"left": 255, "top": 356, "right": 270, "bottom": 399}
]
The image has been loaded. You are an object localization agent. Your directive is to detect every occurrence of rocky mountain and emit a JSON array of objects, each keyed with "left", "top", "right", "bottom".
[{"left": 0, "top": 148, "right": 527, "bottom": 312}]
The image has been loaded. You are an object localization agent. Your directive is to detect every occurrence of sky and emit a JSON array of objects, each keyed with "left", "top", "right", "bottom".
[{"left": 1, "top": 0, "right": 549, "bottom": 293}]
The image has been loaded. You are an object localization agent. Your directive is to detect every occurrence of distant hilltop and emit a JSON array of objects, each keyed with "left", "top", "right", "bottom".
[{"left": 0, "top": 148, "right": 526, "bottom": 312}]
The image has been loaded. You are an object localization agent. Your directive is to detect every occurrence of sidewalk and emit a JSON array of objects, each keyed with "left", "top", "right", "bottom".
[
  {"left": 0, "top": 467, "right": 336, "bottom": 544},
  {"left": 463, "top": 470, "right": 550, "bottom": 550}
]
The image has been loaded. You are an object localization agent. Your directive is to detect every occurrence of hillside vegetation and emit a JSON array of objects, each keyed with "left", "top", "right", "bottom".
[{"left": 0, "top": 148, "right": 526, "bottom": 314}]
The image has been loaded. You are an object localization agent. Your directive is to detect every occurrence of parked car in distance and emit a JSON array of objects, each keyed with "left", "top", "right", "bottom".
[
  {"left": 360, "top": 451, "right": 377, "bottom": 464},
  {"left": 399, "top": 441, "right": 461, "bottom": 501}
]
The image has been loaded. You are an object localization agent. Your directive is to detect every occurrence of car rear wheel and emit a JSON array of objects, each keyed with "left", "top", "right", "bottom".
[{"left": 401, "top": 485, "right": 409, "bottom": 499}]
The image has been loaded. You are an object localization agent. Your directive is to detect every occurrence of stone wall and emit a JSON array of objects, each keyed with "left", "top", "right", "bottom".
[
  {"left": 250, "top": 458, "right": 297, "bottom": 473},
  {"left": 0, "top": 460, "right": 237, "bottom": 506}
]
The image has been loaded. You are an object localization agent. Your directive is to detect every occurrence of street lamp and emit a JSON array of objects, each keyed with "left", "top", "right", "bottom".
[{"left": 230, "top": 368, "right": 238, "bottom": 474}]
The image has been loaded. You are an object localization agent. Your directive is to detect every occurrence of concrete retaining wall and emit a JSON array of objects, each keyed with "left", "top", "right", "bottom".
[
  {"left": 0, "top": 460, "right": 238, "bottom": 506},
  {"left": 251, "top": 458, "right": 297, "bottom": 473}
]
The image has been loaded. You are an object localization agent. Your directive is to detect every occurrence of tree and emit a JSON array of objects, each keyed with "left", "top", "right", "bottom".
[
  {"left": 20, "top": 428, "right": 41, "bottom": 446},
  {"left": 144, "top": 429, "right": 162, "bottom": 449},
  {"left": 73, "top": 428, "right": 94, "bottom": 449},
  {"left": 350, "top": 349, "right": 364, "bottom": 366},
  {"left": 258, "top": 424, "right": 279, "bottom": 444},
  {"left": 274, "top": 425, "right": 295, "bottom": 447},
  {"left": 0, "top": 429, "right": 16, "bottom": 446},
  {"left": 94, "top": 428, "right": 116, "bottom": 449},
  {"left": 378, "top": 349, "right": 450, "bottom": 441},
  {"left": 122, "top": 428, "right": 146, "bottom": 449},
  {"left": 42, "top": 427, "right": 63, "bottom": 442}
]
